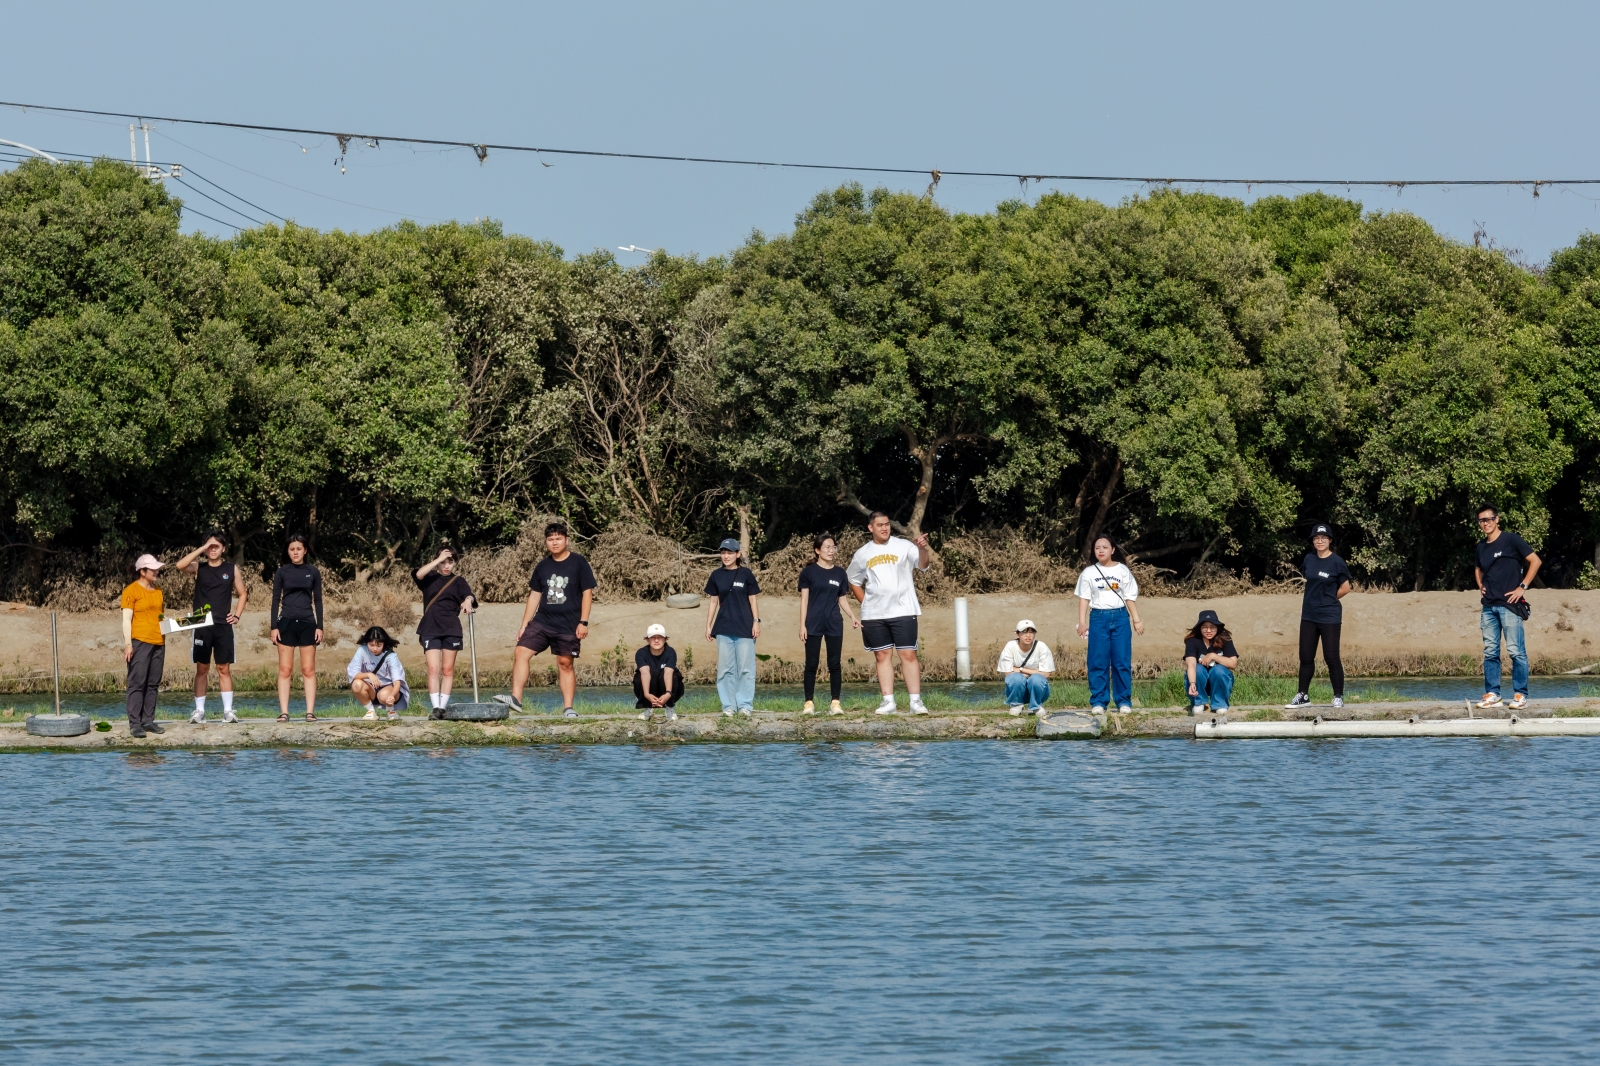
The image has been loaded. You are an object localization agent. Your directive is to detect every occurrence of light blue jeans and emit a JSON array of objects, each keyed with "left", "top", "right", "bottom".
[
  {"left": 1481, "top": 605, "right": 1529, "bottom": 697},
  {"left": 1189, "top": 663, "right": 1235, "bottom": 710},
  {"left": 715, "top": 635, "right": 756, "bottom": 712},
  {"left": 1004, "top": 672, "right": 1051, "bottom": 711}
]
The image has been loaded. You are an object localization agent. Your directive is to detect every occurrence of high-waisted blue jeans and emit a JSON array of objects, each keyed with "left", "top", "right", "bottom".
[
  {"left": 715, "top": 635, "right": 756, "bottom": 712},
  {"left": 1003, "top": 672, "right": 1050, "bottom": 711},
  {"left": 1087, "top": 608, "right": 1132, "bottom": 709},
  {"left": 1189, "top": 662, "right": 1234, "bottom": 710}
]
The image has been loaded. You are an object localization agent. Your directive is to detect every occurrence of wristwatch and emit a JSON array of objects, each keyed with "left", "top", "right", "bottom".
[{"left": 579, "top": 619, "right": 590, "bottom": 625}]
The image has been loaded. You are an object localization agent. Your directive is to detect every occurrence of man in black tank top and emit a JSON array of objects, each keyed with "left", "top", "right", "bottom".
[{"left": 176, "top": 531, "right": 249, "bottom": 723}]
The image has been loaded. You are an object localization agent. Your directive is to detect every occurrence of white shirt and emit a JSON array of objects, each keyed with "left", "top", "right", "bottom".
[
  {"left": 846, "top": 535, "right": 926, "bottom": 620},
  {"left": 1075, "top": 562, "right": 1138, "bottom": 611},
  {"left": 997, "top": 639, "right": 1055, "bottom": 675}
]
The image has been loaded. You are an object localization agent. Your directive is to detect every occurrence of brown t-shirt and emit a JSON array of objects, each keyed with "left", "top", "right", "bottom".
[{"left": 121, "top": 582, "right": 164, "bottom": 645}]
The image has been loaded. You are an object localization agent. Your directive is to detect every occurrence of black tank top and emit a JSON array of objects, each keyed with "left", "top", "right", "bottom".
[{"left": 193, "top": 562, "right": 235, "bottom": 614}]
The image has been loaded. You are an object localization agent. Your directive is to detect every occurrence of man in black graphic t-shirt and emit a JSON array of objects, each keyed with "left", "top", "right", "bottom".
[
  {"left": 498, "top": 522, "right": 596, "bottom": 718},
  {"left": 175, "top": 531, "right": 248, "bottom": 724},
  {"left": 1473, "top": 505, "right": 1542, "bottom": 711}
]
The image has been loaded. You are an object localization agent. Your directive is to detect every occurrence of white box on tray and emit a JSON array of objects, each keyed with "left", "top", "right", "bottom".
[{"left": 162, "top": 610, "right": 214, "bottom": 635}]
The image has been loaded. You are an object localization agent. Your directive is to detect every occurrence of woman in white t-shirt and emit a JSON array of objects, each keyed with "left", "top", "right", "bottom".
[
  {"left": 1074, "top": 535, "right": 1144, "bottom": 713},
  {"left": 997, "top": 619, "right": 1055, "bottom": 717}
]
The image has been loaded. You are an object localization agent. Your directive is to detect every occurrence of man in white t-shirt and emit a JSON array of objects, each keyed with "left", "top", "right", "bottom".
[{"left": 847, "top": 511, "right": 937, "bottom": 715}]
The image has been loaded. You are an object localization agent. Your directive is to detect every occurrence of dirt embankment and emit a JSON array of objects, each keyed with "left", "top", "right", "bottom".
[{"left": 1, "top": 590, "right": 1594, "bottom": 692}]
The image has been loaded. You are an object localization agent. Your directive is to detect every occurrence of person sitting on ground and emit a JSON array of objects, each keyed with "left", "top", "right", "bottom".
[
  {"left": 348, "top": 626, "right": 410, "bottom": 720},
  {"left": 635, "top": 623, "right": 685, "bottom": 722},
  {"left": 1184, "top": 610, "right": 1239, "bottom": 715},
  {"left": 997, "top": 619, "right": 1055, "bottom": 718}
]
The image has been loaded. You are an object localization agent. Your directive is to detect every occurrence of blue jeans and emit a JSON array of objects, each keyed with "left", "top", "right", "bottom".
[
  {"left": 1189, "top": 663, "right": 1234, "bottom": 710},
  {"left": 715, "top": 635, "right": 756, "bottom": 711},
  {"left": 1087, "top": 608, "right": 1132, "bottom": 709},
  {"left": 1481, "top": 606, "right": 1529, "bottom": 697},
  {"left": 1004, "top": 672, "right": 1050, "bottom": 711}
]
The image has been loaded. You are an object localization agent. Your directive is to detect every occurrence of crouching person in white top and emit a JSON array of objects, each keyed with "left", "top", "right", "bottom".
[
  {"left": 998, "top": 619, "right": 1055, "bottom": 717},
  {"left": 847, "top": 511, "right": 937, "bottom": 715},
  {"left": 348, "top": 626, "right": 410, "bottom": 720}
]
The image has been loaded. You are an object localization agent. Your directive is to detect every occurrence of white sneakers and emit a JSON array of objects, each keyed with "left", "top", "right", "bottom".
[
  {"left": 874, "top": 697, "right": 897, "bottom": 715},
  {"left": 666, "top": 709, "right": 678, "bottom": 722},
  {"left": 1331, "top": 696, "right": 1344, "bottom": 710},
  {"left": 363, "top": 708, "right": 378, "bottom": 720},
  {"left": 189, "top": 710, "right": 205, "bottom": 724},
  {"left": 909, "top": 696, "right": 929, "bottom": 716},
  {"left": 1090, "top": 705, "right": 1106, "bottom": 715},
  {"left": 638, "top": 709, "right": 652, "bottom": 720},
  {"left": 1117, "top": 705, "right": 1132, "bottom": 714},
  {"left": 1509, "top": 694, "right": 1528, "bottom": 710},
  {"left": 1033, "top": 707, "right": 1049, "bottom": 718},
  {"left": 829, "top": 700, "right": 844, "bottom": 715},
  {"left": 1477, "top": 694, "right": 1504, "bottom": 709},
  {"left": 222, "top": 710, "right": 239, "bottom": 723},
  {"left": 802, "top": 701, "right": 816, "bottom": 715},
  {"left": 1009, "top": 704, "right": 1025, "bottom": 716}
]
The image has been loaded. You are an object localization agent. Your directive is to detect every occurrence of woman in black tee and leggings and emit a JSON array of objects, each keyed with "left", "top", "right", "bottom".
[
  {"left": 1287, "top": 523, "right": 1351, "bottom": 710},
  {"left": 796, "top": 534, "right": 860, "bottom": 715},
  {"left": 271, "top": 533, "right": 325, "bottom": 721}
]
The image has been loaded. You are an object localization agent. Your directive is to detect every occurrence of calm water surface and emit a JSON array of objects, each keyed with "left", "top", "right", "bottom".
[{"left": 4, "top": 740, "right": 1600, "bottom": 1063}]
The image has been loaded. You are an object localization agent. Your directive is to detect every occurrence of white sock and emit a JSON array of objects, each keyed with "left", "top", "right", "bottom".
[
  {"left": 439, "top": 692, "right": 449, "bottom": 707},
  {"left": 195, "top": 696, "right": 206, "bottom": 714},
  {"left": 430, "top": 692, "right": 443, "bottom": 709},
  {"left": 221, "top": 691, "right": 234, "bottom": 713},
  {"left": 363, "top": 702, "right": 375, "bottom": 712}
]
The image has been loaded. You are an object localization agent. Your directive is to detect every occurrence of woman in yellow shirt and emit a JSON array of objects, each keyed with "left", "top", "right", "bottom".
[{"left": 121, "top": 553, "right": 167, "bottom": 737}]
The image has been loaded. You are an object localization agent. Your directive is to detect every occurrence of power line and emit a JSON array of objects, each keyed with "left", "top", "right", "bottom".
[
  {"left": 172, "top": 176, "right": 265, "bottom": 227},
  {"left": 181, "top": 167, "right": 288, "bottom": 223},
  {"left": 180, "top": 204, "right": 245, "bottom": 231},
  {"left": 2, "top": 97, "right": 1593, "bottom": 191}
]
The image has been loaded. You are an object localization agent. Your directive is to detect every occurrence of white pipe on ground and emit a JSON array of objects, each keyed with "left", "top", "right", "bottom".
[
  {"left": 954, "top": 597, "right": 971, "bottom": 681},
  {"left": 1196, "top": 717, "right": 1600, "bottom": 739}
]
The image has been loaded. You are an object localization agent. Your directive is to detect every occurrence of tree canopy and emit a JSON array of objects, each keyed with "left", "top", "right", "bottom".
[{"left": 1, "top": 158, "right": 1597, "bottom": 596}]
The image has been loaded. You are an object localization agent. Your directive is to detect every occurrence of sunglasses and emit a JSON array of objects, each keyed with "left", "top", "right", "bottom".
[{"left": 1477, "top": 517, "right": 1498, "bottom": 525}]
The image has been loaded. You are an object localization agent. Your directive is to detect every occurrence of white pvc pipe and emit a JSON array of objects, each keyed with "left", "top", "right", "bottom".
[
  {"left": 1196, "top": 716, "right": 1600, "bottom": 739},
  {"left": 953, "top": 597, "right": 971, "bottom": 680}
]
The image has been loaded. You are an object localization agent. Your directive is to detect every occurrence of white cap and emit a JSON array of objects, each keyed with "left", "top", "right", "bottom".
[
  {"left": 134, "top": 554, "right": 165, "bottom": 573},
  {"left": 1015, "top": 618, "right": 1037, "bottom": 632},
  {"left": 645, "top": 623, "right": 667, "bottom": 639}
]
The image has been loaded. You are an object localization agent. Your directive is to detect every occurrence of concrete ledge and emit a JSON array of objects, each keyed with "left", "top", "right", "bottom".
[{"left": 1199, "top": 715, "right": 1600, "bottom": 739}]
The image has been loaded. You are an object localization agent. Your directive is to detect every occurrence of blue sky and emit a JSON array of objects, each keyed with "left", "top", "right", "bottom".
[{"left": 4, "top": 0, "right": 1598, "bottom": 262}]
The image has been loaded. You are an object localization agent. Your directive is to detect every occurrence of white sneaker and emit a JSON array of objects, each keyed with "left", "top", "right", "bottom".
[
  {"left": 802, "top": 701, "right": 815, "bottom": 715},
  {"left": 1033, "top": 707, "right": 1049, "bottom": 717},
  {"left": 563, "top": 708, "right": 578, "bottom": 718},
  {"left": 1477, "top": 694, "right": 1504, "bottom": 709},
  {"left": 1090, "top": 705, "right": 1106, "bottom": 715},
  {"left": 874, "top": 697, "right": 897, "bottom": 715},
  {"left": 1117, "top": 705, "right": 1133, "bottom": 714},
  {"left": 189, "top": 710, "right": 205, "bottom": 724},
  {"left": 1190, "top": 704, "right": 1209, "bottom": 716},
  {"left": 1509, "top": 693, "right": 1527, "bottom": 710},
  {"left": 363, "top": 709, "right": 377, "bottom": 720},
  {"left": 829, "top": 700, "right": 844, "bottom": 715},
  {"left": 666, "top": 710, "right": 678, "bottom": 722},
  {"left": 387, "top": 709, "right": 398, "bottom": 720},
  {"left": 638, "top": 710, "right": 652, "bottom": 721},
  {"left": 1008, "top": 704, "right": 1025, "bottom": 716},
  {"left": 909, "top": 697, "right": 929, "bottom": 715},
  {"left": 1286, "top": 693, "right": 1311, "bottom": 709},
  {"left": 1332, "top": 697, "right": 1344, "bottom": 710},
  {"left": 721, "top": 708, "right": 735, "bottom": 717},
  {"left": 738, "top": 708, "right": 752, "bottom": 717},
  {"left": 222, "top": 710, "right": 239, "bottom": 724}
]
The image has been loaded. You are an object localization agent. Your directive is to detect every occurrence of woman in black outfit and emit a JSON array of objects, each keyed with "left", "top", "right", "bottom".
[
  {"left": 271, "top": 533, "right": 325, "bottom": 721},
  {"left": 1287, "top": 523, "right": 1352, "bottom": 710},
  {"left": 796, "top": 534, "right": 860, "bottom": 715}
]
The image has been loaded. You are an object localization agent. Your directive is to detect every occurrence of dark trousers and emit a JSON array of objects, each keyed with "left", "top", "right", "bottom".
[
  {"left": 804, "top": 633, "right": 843, "bottom": 701},
  {"left": 634, "top": 668, "right": 684, "bottom": 708},
  {"left": 126, "top": 639, "right": 165, "bottom": 728},
  {"left": 1298, "top": 620, "right": 1344, "bottom": 696}
]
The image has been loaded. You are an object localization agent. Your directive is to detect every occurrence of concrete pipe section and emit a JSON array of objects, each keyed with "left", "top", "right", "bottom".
[{"left": 1196, "top": 716, "right": 1600, "bottom": 739}]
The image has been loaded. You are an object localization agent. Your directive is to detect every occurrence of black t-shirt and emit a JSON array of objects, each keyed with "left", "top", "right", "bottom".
[
  {"left": 416, "top": 569, "right": 475, "bottom": 639},
  {"left": 271, "top": 562, "right": 323, "bottom": 623},
  {"left": 705, "top": 566, "right": 761, "bottom": 639},
  {"left": 1301, "top": 552, "right": 1352, "bottom": 624},
  {"left": 634, "top": 645, "right": 678, "bottom": 674},
  {"left": 797, "top": 563, "right": 847, "bottom": 636},
  {"left": 1184, "top": 636, "right": 1238, "bottom": 661},
  {"left": 530, "top": 553, "right": 597, "bottom": 632},
  {"left": 193, "top": 560, "right": 236, "bottom": 617},
  {"left": 1477, "top": 533, "right": 1533, "bottom": 607}
]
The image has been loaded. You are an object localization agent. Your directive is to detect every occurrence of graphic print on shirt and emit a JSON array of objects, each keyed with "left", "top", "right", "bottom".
[{"left": 545, "top": 575, "right": 568, "bottom": 604}]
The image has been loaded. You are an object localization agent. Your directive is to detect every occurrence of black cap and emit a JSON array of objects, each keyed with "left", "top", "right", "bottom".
[
  {"left": 718, "top": 538, "right": 741, "bottom": 553},
  {"left": 1197, "top": 609, "right": 1223, "bottom": 627},
  {"left": 1310, "top": 523, "right": 1333, "bottom": 539}
]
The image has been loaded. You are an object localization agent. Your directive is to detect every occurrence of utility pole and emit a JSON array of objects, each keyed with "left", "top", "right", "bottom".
[{"left": 128, "top": 121, "right": 181, "bottom": 181}]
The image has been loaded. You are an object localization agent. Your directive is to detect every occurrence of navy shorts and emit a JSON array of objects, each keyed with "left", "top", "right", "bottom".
[
  {"left": 862, "top": 615, "right": 918, "bottom": 651},
  {"left": 191, "top": 622, "right": 235, "bottom": 665},
  {"left": 517, "top": 620, "right": 582, "bottom": 658},
  {"left": 275, "top": 617, "right": 319, "bottom": 647},
  {"left": 421, "top": 635, "right": 463, "bottom": 652}
]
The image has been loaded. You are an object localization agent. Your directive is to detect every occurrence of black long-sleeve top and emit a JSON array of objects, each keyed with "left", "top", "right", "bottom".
[{"left": 271, "top": 562, "right": 324, "bottom": 624}]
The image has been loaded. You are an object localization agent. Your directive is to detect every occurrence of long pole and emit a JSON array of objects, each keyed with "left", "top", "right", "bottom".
[
  {"left": 51, "top": 611, "right": 60, "bottom": 714},
  {"left": 468, "top": 612, "right": 480, "bottom": 704},
  {"left": 953, "top": 597, "right": 971, "bottom": 681}
]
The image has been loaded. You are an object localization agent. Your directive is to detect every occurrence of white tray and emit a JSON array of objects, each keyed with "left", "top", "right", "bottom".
[{"left": 163, "top": 610, "right": 214, "bottom": 634}]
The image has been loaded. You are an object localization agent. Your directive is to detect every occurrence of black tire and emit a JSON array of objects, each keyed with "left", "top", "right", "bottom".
[
  {"left": 439, "top": 703, "right": 510, "bottom": 722},
  {"left": 26, "top": 713, "right": 93, "bottom": 737}
]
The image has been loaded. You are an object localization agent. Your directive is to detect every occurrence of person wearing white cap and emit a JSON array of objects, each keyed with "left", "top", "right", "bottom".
[
  {"left": 634, "top": 623, "right": 683, "bottom": 721},
  {"left": 997, "top": 620, "right": 1055, "bottom": 717},
  {"left": 121, "top": 554, "right": 168, "bottom": 737}
]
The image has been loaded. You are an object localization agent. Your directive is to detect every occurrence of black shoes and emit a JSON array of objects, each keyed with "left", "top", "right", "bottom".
[
  {"left": 145, "top": 722, "right": 166, "bottom": 734},
  {"left": 130, "top": 728, "right": 147, "bottom": 738}
]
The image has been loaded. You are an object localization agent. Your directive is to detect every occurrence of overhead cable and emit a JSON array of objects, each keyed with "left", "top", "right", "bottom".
[{"left": 1, "top": 98, "right": 1592, "bottom": 192}]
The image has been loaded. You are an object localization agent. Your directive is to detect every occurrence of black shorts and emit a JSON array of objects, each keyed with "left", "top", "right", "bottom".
[
  {"left": 275, "top": 617, "right": 319, "bottom": 647},
  {"left": 862, "top": 615, "right": 918, "bottom": 651},
  {"left": 191, "top": 622, "right": 235, "bottom": 665},
  {"left": 517, "top": 620, "right": 582, "bottom": 658},
  {"left": 421, "top": 635, "right": 463, "bottom": 652}
]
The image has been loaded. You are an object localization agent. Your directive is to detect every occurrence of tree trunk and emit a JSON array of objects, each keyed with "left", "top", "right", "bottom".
[
  {"left": 902, "top": 426, "right": 949, "bottom": 538},
  {"left": 735, "top": 502, "right": 752, "bottom": 563},
  {"left": 1081, "top": 456, "right": 1123, "bottom": 559}
]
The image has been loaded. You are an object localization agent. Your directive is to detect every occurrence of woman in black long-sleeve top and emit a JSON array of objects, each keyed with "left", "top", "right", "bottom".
[{"left": 271, "top": 533, "right": 325, "bottom": 721}]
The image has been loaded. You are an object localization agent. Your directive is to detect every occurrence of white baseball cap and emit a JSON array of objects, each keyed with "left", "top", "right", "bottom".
[
  {"left": 645, "top": 623, "right": 667, "bottom": 639},
  {"left": 1016, "top": 618, "right": 1037, "bottom": 632},
  {"left": 134, "top": 554, "right": 165, "bottom": 573}
]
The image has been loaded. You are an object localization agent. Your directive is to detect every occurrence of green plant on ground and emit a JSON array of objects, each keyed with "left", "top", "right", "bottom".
[{"left": 1245, "top": 708, "right": 1284, "bottom": 721}]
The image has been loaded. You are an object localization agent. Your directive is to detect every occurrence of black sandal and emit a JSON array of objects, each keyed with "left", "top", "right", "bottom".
[
  {"left": 276, "top": 712, "right": 289, "bottom": 722},
  {"left": 305, "top": 711, "right": 317, "bottom": 722}
]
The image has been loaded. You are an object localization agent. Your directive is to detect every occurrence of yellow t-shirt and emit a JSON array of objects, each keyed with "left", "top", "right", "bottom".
[{"left": 121, "top": 582, "right": 164, "bottom": 645}]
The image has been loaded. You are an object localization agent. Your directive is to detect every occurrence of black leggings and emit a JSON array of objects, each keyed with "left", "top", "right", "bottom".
[
  {"left": 804, "top": 633, "right": 843, "bottom": 701},
  {"left": 1298, "top": 620, "right": 1344, "bottom": 696}
]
